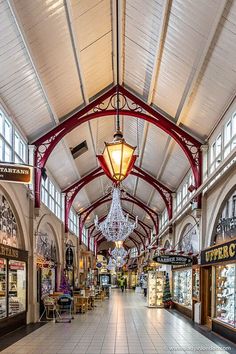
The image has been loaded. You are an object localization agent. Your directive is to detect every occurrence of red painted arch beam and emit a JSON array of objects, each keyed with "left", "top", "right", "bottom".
[{"left": 33, "top": 85, "right": 202, "bottom": 209}]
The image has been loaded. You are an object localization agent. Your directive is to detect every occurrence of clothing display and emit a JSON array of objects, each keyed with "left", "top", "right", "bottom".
[
  {"left": 172, "top": 268, "right": 192, "bottom": 309},
  {"left": 215, "top": 263, "right": 235, "bottom": 328}
]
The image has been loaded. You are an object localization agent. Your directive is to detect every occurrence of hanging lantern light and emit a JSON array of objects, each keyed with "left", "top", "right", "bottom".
[
  {"left": 97, "top": 131, "right": 137, "bottom": 184},
  {"left": 96, "top": 0, "right": 137, "bottom": 184}
]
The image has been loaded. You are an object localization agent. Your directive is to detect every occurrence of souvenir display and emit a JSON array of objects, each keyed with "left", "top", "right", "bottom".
[
  {"left": 215, "top": 264, "right": 235, "bottom": 328},
  {"left": 172, "top": 269, "right": 192, "bottom": 309},
  {"left": 192, "top": 268, "right": 200, "bottom": 300},
  {"left": 147, "top": 271, "right": 165, "bottom": 307},
  {"left": 0, "top": 258, "right": 7, "bottom": 318}
]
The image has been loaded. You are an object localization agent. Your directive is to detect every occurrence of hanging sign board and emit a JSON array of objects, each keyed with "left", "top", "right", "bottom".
[
  {"left": 0, "top": 163, "right": 32, "bottom": 184},
  {"left": 153, "top": 254, "right": 192, "bottom": 265},
  {"left": 201, "top": 239, "right": 236, "bottom": 265}
]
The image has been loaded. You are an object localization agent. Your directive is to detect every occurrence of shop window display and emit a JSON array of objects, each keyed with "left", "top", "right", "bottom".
[
  {"left": 0, "top": 258, "right": 7, "bottom": 318},
  {"left": 192, "top": 267, "right": 200, "bottom": 300},
  {"left": 8, "top": 260, "right": 26, "bottom": 315},
  {"left": 147, "top": 271, "right": 165, "bottom": 307},
  {"left": 173, "top": 269, "right": 192, "bottom": 308},
  {"left": 41, "top": 268, "right": 56, "bottom": 297},
  {"left": 215, "top": 264, "right": 235, "bottom": 328}
]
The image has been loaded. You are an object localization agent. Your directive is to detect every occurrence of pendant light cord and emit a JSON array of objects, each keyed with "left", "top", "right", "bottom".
[{"left": 116, "top": 0, "right": 120, "bottom": 133}]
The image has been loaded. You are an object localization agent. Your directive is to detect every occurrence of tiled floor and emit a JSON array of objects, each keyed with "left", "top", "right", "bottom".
[{"left": 1, "top": 290, "right": 235, "bottom": 354}]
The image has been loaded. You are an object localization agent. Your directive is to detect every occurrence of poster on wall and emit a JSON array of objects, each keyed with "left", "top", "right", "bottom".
[{"left": 0, "top": 194, "right": 18, "bottom": 248}]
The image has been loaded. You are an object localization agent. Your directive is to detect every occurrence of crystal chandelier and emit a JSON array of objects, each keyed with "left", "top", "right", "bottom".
[
  {"left": 115, "top": 256, "right": 126, "bottom": 268},
  {"left": 94, "top": 187, "right": 138, "bottom": 242},
  {"left": 107, "top": 257, "right": 116, "bottom": 271},
  {"left": 111, "top": 244, "right": 128, "bottom": 259}
]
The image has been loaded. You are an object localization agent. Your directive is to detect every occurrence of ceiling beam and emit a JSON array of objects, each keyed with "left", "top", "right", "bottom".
[
  {"left": 146, "top": 0, "right": 228, "bottom": 211},
  {"left": 131, "top": 0, "right": 172, "bottom": 213},
  {"left": 64, "top": 0, "right": 104, "bottom": 197},
  {"left": 8, "top": 0, "right": 93, "bottom": 209},
  {"left": 111, "top": 0, "right": 124, "bottom": 84}
]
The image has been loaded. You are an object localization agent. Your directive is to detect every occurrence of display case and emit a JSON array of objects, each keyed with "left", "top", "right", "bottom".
[
  {"left": 147, "top": 271, "right": 164, "bottom": 307},
  {"left": 192, "top": 267, "right": 200, "bottom": 300},
  {"left": 215, "top": 263, "right": 235, "bottom": 328},
  {"left": 8, "top": 260, "right": 26, "bottom": 316},
  {"left": 0, "top": 258, "right": 7, "bottom": 319},
  {"left": 172, "top": 268, "right": 192, "bottom": 309}
]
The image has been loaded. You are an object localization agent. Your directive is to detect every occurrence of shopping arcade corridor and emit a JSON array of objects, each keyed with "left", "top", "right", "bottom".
[{"left": 1, "top": 290, "right": 234, "bottom": 354}]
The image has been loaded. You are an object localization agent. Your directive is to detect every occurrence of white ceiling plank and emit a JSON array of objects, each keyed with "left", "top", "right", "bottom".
[
  {"left": 146, "top": 0, "right": 229, "bottom": 212},
  {"left": 7, "top": 0, "right": 58, "bottom": 126},
  {"left": 132, "top": 0, "right": 171, "bottom": 214}
]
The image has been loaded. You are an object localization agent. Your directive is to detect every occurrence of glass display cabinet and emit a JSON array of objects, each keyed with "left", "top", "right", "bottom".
[
  {"left": 147, "top": 271, "right": 165, "bottom": 308},
  {"left": 215, "top": 263, "right": 235, "bottom": 328},
  {"left": 192, "top": 267, "right": 200, "bottom": 300},
  {"left": 172, "top": 268, "right": 192, "bottom": 309}
]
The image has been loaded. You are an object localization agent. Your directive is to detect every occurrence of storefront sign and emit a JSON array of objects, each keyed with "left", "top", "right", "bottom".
[
  {"left": 9, "top": 262, "right": 25, "bottom": 270},
  {"left": 0, "top": 245, "right": 19, "bottom": 258},
  {"left": 0, "top": 163, "right": 32, "bottom": 184},
  {"left": 36, "top": 255, "right": 55, "bottom": 269},
  {"left": 0, "top": 244, "right": 28, "bottom": 261},
  {"left": 153, "top": 254, "right": 192, "bottom": 265},
  {"left": 201, "top": 239, "right": 236, "bottom": 265}
]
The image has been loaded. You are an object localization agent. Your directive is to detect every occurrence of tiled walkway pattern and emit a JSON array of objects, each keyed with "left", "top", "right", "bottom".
[{"left": 1, "top": 290, "right": 233, "bottom": 354}]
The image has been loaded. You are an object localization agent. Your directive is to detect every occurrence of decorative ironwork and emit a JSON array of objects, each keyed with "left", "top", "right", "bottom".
[
  {"left": 93, "top": 92, "right": 143, "bottom": 113},
  {"left": 0, "top": 193, "right": 18, "bottom": 248},
  {"left": 33, "top": 85, "right": 202, "bottom": 221},
  {"left": 35, "top": 231, "right": 57, "bottom": 263}
]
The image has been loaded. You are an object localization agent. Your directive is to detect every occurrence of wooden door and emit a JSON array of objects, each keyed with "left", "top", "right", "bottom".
[{"left": 201, "top": 267, "right": 212, "bottom": 328}]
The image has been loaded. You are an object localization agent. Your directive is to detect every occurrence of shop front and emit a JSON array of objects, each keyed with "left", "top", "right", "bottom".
[
  {"left": 200, "top": 239, "right": 236, "bottom": 343},
  {"left": 200, "top": 188, "right": 236, "bottom": 343},
  {"left": 172, "top": 266, "right": 193, "bottom": 318},
  {"left": 0, "top": 192, "right": 28, "bottom": 336},
  {"left": 171, "top": 222, "right": 200, "bottom": 319}
]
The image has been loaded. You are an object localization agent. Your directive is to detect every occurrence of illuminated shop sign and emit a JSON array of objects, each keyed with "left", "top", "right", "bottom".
[
  {"left": 0, "top": 163, "right": 32, "bottom": 184},
  {"left": 201, "top": 239, "right": 236, "bottom": 265}
]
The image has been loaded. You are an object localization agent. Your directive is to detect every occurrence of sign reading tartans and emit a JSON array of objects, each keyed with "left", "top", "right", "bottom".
[
  {"left": 201, "top": 239, "right": 236, "bottom": 265},
  {"left": 0, "top": 163, "right": 32, "bottom": 184}
]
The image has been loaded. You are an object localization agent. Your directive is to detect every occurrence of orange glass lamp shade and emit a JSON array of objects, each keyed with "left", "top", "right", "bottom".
[{"left": 97, "top": 137, "right": 137, "bottom": 184}]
